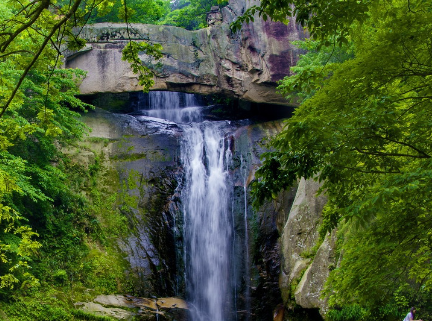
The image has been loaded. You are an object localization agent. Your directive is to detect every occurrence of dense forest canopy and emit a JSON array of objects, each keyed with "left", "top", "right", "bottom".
[{"left": 243, "top": 0, "right": 432, "bottom": 320}]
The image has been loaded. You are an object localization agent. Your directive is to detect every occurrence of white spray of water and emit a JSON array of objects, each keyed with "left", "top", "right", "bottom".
[
  {"left": 182, "top": 122, "right": 232, "bottom": 321},
  {"left": 142, "top": 91, "right": 236, "bottom": 320},
  {"left": 146, "top": 91, "right": 201, "bottom": 123}
]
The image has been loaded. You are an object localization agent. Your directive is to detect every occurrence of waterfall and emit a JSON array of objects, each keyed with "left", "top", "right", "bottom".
[
  {"left": 182, "top": 122, "right": 233, "bottom": 320},
  {"left": 137, "top": 91, "right": 247, "bottom": 320},
  {"left": 241, "top": 156, "right": 251, "bottom": 321},
  {"left": 142, "top": 91, "right": 202, "bottom": 123}
]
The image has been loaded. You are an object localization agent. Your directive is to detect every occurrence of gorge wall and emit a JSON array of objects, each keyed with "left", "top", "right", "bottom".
[
  {"left": 75, "top": 101, "right": 335, "bottom": 321},
  {"left": 65, "top": 0, "right": 306, "bottom": 105},
  {"left": 67, "top": 1, "right": 336, "bottom": 319}
]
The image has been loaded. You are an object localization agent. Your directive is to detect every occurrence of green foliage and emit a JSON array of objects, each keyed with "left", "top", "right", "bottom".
[
  {"left": 161, "top": 0, "right": 228, "bottom": 30},
  {"left": 0, "top": 288, "right": 116, "bottom": 320},
  {"left": 87, "top": 0, "right": 171, "bottom": 24},
  {"left": 0, "top": 65, "right": 91, "bottom": 293},
  {"left": 249, "top": 0, "right": 432, "bottom": 317},
  {"left": 277, "top": 39, "right": 354, "bottom": 103},
  {"left": 71, "top": 309, "right": 115, "bottom": 321},
  {"left": 122, "top": 41, "right": 163, "bottom": 92},
  {"left": 0, "top": 2, "right": 141, "bottom": 316},
  {"left": 53, "top": 269, "right": 68, "bottom": 286},
  {"left": 326, "top": 305, "right": 368, "bottom": 321}
]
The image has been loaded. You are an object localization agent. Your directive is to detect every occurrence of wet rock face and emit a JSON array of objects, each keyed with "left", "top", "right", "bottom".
[
  {"left": 251, "top": 188, "right": 297, "bottom": 320},
  {"left": 65, "top": 0, "right": 306, "bottom": 106},
  {"left": 80, "top": 102, "right": 335, "bottom": 319},
  {"left": 81, "top": 108, "right": 184, "bottom": 297},
  {"left": 228, "top": 120, "right": 290, "bottom": 320}
]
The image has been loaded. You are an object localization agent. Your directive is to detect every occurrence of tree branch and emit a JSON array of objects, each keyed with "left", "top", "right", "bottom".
[
  {"left": 0, "top": 0, "right": 83, "bottom": 118},
  {"left": 0, "top": 0, "right": 50, "bottom": 53},
  {"left": 354, "top": 147, "right": 430, "bottom": 159}
]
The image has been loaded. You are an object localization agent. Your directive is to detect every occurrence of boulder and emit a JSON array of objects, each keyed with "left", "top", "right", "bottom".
[
  {"left": 279, "top": 178, "right": 327, "bottom": 305},
  {"left": 294, "top": 231, "right": 337, "bottom": 313},
  {"left": 76, "top": 295, "right": 188, "bottom": 320}
]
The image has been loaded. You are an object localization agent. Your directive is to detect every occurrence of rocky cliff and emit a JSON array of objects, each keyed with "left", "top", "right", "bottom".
[
  {"left": 75, "top": 103, "right": 334, "bottom": 320},
  {"left": 65, "top": 0, "right": 306, "bottom": 105},
  {"left": 66, "top": 1, "right": 335, "bottom": 317}
]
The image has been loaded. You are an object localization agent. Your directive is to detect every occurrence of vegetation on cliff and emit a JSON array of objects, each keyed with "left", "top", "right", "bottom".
[
  {"left": 86, "top": 0, "right": 228, "bottom": 30},
  {"left": 246, "top": 0, "right": 432, "bottom": 320},
  {"left": 0, "top": 1, "right": 157, "bottom": 319},
  {"left": 159, "top": 0, "right": 227, "bottom": 30}
]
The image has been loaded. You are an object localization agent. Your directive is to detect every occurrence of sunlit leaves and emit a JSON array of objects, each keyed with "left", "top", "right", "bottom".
[
  {"left": 251, "top": 0, "right": 432, "bottom": 316},
  {"left": 88, "top": 0, "right": 170, "bottom": 24},
  {"left": 161, "top": 0, "right": 228, "bottom": 30},
  {"left": 122, "top": 41, "right": 163, "bottom": 92}
]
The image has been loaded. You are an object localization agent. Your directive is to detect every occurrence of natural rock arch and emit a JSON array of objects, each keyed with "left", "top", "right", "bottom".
[{"left": 65, "top": 0, "right": 306, "bottom": 106}]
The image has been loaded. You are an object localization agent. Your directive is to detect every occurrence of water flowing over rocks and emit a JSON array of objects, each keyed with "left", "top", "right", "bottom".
[
  {"left": 72, "top": 89, "right": 337, "bottom": 320},
  {"left": 65, "top": 0, "right": 306, "bottom": 106}
]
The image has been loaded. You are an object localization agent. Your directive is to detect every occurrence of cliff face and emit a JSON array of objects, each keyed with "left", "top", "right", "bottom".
[
  {"left": 77, "top": 105, "right": 334, "bottom": 320},
  {"left": 65, "top": 0, "right": 306, "bottom": 105},
  {"left": 78, "top": 108, "right": 184, "bottom": 297},
  {"left": 66, "top": 2, "right": 335, "bottom": 317}
]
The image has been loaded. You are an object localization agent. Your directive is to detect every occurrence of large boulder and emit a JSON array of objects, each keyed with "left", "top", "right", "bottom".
[
  {"left": 279, "top": 177, "right": 338, "bottom": 318},
  {"left": 65, "top": 0, "right": 306, "bottom": 105},
  {"left": 294, "top": 231, "right": 336, "bottom": 313}
]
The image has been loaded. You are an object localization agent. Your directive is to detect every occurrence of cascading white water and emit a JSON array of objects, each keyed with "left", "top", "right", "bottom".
[
  {"left": 139, "top": 91, "right": 237, "bottom": 320},
  {"left": 144, "top": 91, "right": 202, "bottom": 123},
  {"left": 241, "top": 156, "right": 251, "bottom": 321},
  {"left": 182, "top": 122, "right": 232, "bottom": 321}
]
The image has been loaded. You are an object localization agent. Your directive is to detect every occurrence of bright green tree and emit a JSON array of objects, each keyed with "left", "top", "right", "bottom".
[
  {"left": 87, "top": 0, "right": 170, "bottom": 24},
  {"left": 244, "top": 0, "right": 432, "bottom": 319},
  {"left": 161, "top": 0, "right": 227, "bottom": 30},
  {"left": 0, "top": 0, "right": 160, "bottom": 293}
]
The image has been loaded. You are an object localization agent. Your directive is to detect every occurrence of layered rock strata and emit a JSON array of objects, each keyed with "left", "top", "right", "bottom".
[{"left": 65, "top": 0, "right": 306, "bottom": 105}]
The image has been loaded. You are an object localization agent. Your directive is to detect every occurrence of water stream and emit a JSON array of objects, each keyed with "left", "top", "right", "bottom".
[
  {"left": 182, "top": 122, "right": 233, "bottom": 321},
  {"left": 241, "top": 156, "right": 251, "bottom": 321},
  {"left": 134, "top": 91, "right": 250, "bottom": 320}
]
